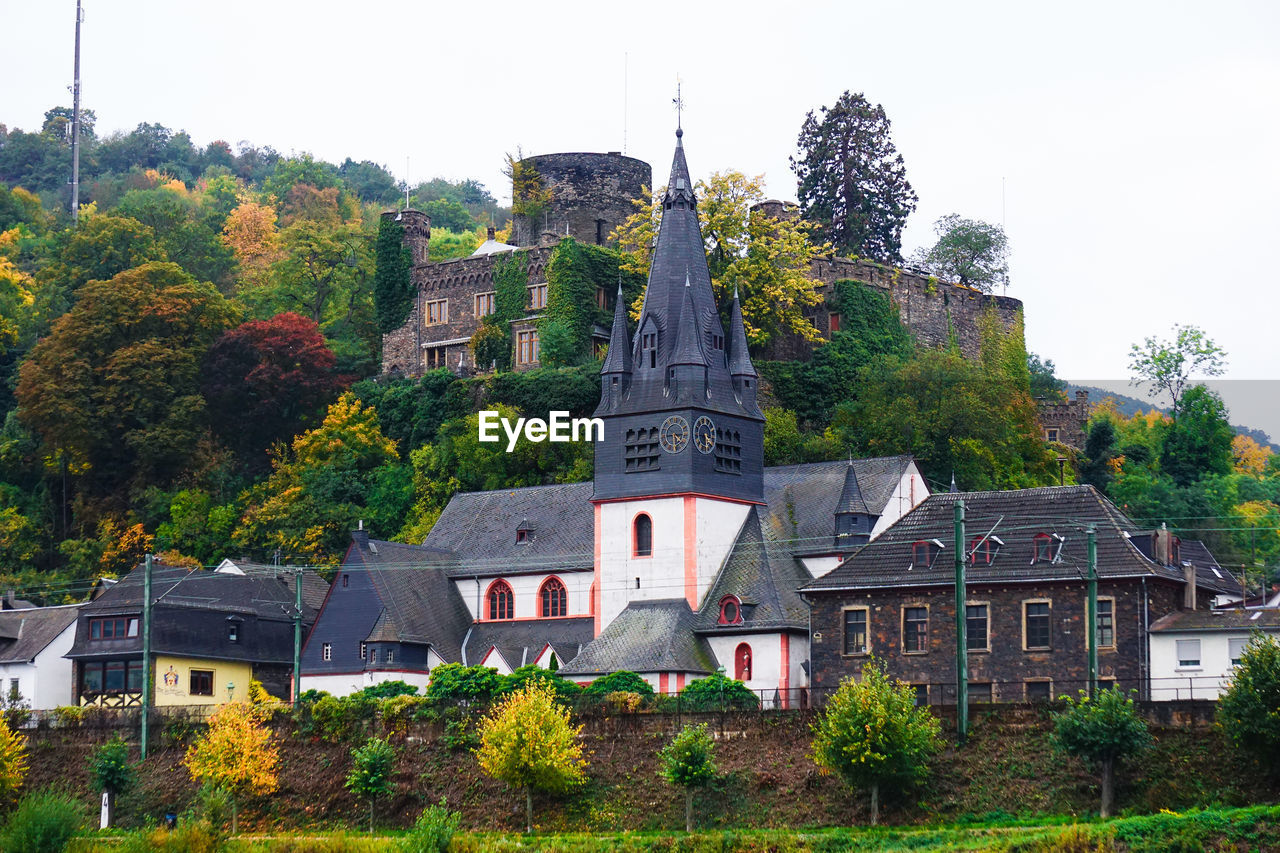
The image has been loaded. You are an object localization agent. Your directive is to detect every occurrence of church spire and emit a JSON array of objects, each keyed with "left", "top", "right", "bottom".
[
  {"left": 727, "top": 286, "right": 756, "bottom": 378},
  {"left": 601, "top": 279, "right": 633, "bottom": 375},
  {"left": 669, "top": 273, "right": 707, "bottom": 368}
]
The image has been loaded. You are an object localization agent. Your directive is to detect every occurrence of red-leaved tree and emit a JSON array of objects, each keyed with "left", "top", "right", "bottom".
[{"left": 202, "top": 312, "right": 348, "bottom": 467}]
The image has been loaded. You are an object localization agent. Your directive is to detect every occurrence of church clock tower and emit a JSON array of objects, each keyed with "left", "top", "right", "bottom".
[{"left": 592, "top": 125, "right": 765, "bottom": 632}]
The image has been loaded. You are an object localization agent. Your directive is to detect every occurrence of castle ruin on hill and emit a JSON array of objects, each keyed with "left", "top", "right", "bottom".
[{"left": 380, "top": 150, "right": 1027, "bottom": 380}]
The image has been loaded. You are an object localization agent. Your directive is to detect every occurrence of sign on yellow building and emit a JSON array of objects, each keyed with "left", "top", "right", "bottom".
[{"left": 153, "top": 655, "right": 252, "bottom": 707}]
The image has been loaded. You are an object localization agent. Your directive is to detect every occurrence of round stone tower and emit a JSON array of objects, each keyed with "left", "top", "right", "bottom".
[{"left": 510, "top": 152, "right": 651, "bottom": 248}]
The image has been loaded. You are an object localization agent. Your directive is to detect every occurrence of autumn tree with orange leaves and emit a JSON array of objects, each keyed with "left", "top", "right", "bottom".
[{"left": 184, "top": 702, "right": 279, "bottom": 835}]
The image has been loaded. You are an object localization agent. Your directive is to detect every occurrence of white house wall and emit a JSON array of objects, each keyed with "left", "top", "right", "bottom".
[
  {"left": 1149, "top": 629, "right": 1280, "bottom": 700},
  {"left": 454, "top": 570, "right": 593, "bottom": 621},
  {"left": 871, "top": 463, "right": 929, "bottom": 540},
  {"left": 0, "top": 614, "right": 78, "bottom": 710}
]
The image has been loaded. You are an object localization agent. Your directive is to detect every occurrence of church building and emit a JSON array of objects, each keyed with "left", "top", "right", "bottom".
[{"left": 298, "top": 126, "right": 930, "bottom": 700}]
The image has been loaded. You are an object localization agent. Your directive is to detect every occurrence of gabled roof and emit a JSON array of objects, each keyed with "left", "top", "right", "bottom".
[
  {"left": 0, "top": 604, "right": 83, "bottom": 665},
  {"left": 558, "top": 600, "right": 716, "bottom": 676},
  {"left": 425, "top": 482, "right": 595, "bottom": 572},
  {"left": 1127, "top": 533, "right": 1237, "bottom": 600},
  {"left": 762, "top": 456, "right": 915, "bottom": 553},
  {"left": 463, "top": 617, "right": 595, "bottom": 669},
  {"left": 694, "top": 508, "right": 809, "bottom": 633},
  {"left": 1150, "top": 609, "right": 1280, "bottom": 632},
  {"left": 80, "top": 564, "right": 325, "bottom": 621},
  {"left": 804, "top": 485, "right": 1238, "bottom": 594},
  {"left": 342, "top": 536, "right": 472, "bottom": 661}
]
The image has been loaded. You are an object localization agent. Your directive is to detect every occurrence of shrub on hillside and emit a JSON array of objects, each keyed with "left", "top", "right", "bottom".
[
  {"left": 679, "top": 673, "right": 760, "bottom": 712},
  {"left": 0, "top": 788, "right": 86, "bottom": 853},
  {"left": 581, "top": 671, "right": 654, "bottom": 699},
  {"left": 425, "top": 663, "right": 504, "bottom": 709}
]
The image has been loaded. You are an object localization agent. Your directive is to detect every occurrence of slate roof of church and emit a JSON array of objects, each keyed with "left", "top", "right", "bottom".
[
  {"left": 341, "top": 537, "right": 472, "bottom": 661},
  {"left": 464, "top": 616, "right": 595, "bottom": 669},
  {"left": 761, "top": 456, "right": 915, "bottom": 553},
  {"left": 693, "top": 508, "right": 810, "bottom": 633},
  {"left": 0, "top": 604, "right": 83, "bottom": 665},
  {"left": 558, "top": 600, "right": 716, "bottom": 676},
  {"left": 803, "top": 485, "right": 1238, "bottom": 594},
  {"left": 426, "top": 482, "right": 596, "bottom": 573}
]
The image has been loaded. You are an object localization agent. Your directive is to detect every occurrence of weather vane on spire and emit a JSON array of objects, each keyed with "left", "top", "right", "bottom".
[{"left": 673, "top": 78, "right": 684, "bottom": 135}]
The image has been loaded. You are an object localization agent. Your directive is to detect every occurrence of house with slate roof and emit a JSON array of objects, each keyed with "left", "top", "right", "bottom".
[
  {"left": 299, "top": 124, "right": 931, "bottom": 701},
  {"left": 802, "top": 485, "right": 1238, "bottom": 704},
  {"left": 1148, "top": 608, "right": 1280, "bottom": 700},
  {"left": 0, "top": 602, "right": 85, "bottom": 710},
  {"left": 66, "top": 561, "right": 324, "bottom": 707}
]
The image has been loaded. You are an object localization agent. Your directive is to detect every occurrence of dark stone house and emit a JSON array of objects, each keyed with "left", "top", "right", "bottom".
[{"left": 802, "top": 485, "right": 1237, "bottom": 703}]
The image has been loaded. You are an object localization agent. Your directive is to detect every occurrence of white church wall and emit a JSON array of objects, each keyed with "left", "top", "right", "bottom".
[
  {"left": 872, "top": 463, "right": 929, "bottom": 539},
  {"left": 453, "top": 569, "right": 593, "bottom": 621},
  {"left": 695, "top": 499, "right": 752, "bottom": 607}
]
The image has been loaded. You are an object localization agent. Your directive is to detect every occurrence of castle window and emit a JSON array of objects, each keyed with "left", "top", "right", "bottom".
[
  {"left": 425, "top": 299, "right": 448, "bottom": 325},
  {"left": 714, "top": 428, "right": 742, "bottom": 474},
  {"left": 516, "top": 330, "right": 539, "bottom": 365},
  {"left": 424, "top": 346, "right": 447, "bottom": 369},
  {"left": 633, "top": 514, "right": 652, "bottom": 557},
  {"left": 1046, "top": 428, "right": 1059, "bottom": 443},
  {"left": 624, "top": 427, "right": 660, "bottom": 472},
  {"left": 829, "top": 312, "right": 842, "bottom": 333},
  {"left": 734, "top": 643, "right": 752, "bottom": 681},
  {"left": 718, "top": 595, "right": 743, "bottom": 625},
  {"left": 528, "top": 283, "right": 547, "bottom": 310},
  {"left": 540, "top": 577, "right": 567, "bottom": 617},
  {"left": 596, "top": 286, "right": 607, "bottom": 309},
  {"left": 475, "top": 291, "right": 495, "bottom": 317},
  {"left": 596, "top": 219, "right": 606, "bottom": 245},
  {"left": 487, "top": 580, "right": 514, "bottom": 621}
]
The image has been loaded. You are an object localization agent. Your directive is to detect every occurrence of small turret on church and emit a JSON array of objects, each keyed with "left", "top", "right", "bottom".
[{"left": 599, "top": 282, "right": 632, "bottom": 411}]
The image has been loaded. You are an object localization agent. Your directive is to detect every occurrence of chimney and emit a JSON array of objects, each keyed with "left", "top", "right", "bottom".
[
  {"left": 352, "top": 521, "right": 369, "bottom": 551},
  {"left": 3, "top": 590, "right": 12, "bottom": 610},
  {"left": 487, "top": 225, "right": 496, "bottom": 241},
  {"left": 1183, "top": 563, "right": 1197, "bottom": 609},
  {"left": 1154, "top": 524, "right": 1173, "bottom": 565}
]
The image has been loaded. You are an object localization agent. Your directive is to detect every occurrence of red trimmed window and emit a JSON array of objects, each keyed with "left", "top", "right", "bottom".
[
  {"left": 540, "top": 577, "right": 567, "bottom": 618},
  {"left": 911, "top": 540, "right": 938, "bottom": 567},
  {"left": 1033, "top": 533, "right": 1054, "bottom": 562},
  {"left": 633, "top": 513, "right": 652, "bottom": 557},
  {"left": 734, "top": 643, "right": 752, "bottom": 681},
  {"left": 487, "top": 580, "right": 514, "bottom": 621},
  {"left": 718, "top": 595, "right": 743, "bottom": 625}
]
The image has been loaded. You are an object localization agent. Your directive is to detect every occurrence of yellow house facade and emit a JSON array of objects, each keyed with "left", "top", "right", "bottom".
[{"left": 153, "top": 655, "right": 253, "bottom": 707}]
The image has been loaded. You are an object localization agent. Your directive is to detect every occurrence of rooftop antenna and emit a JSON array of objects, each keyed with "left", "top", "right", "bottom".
[
  {"left": 70, "top": 0, "right": 85, "bottom": 225},
  {"left": 404, "top": 155, "right": 411, "bottom": 210}
]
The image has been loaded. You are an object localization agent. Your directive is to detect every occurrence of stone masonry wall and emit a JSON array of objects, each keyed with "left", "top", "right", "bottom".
[
  {"left": 763, "top": 256, "right": 1025, "bottom": 363},
  {"left": 808, "top": 577, "right": 1200, "bottom": 703},
  {"left": 512, "top": 153, "right": 651, "bottom": 248},
  {"left": 1037, "top": 390, "right": 1092, "bottom": 451}
]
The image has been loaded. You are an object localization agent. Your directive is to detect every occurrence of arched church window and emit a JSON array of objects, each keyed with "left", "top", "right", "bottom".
[
  {"left": 634, "top": 513, "right": 652, "bottom": 557},
  {"left": 718, "top": 595, "right": 743, "bottom": 625},
  {"left": 486, "top": 580, "right": 514, "bottom": 620},
  {"left": 734, "top": 642, "right": 752, "bottom": 681},
  {"left": 540, "top": 577, "right": 567, "bottom": 618}
]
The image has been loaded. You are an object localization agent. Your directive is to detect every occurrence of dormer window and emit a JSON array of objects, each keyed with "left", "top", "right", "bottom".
[
  {"left": 712, "top": 333, "right": 724, "bottom": 351},
  {"left": 911, "top": 540, "right": 944, "bottom": 568},
  {"left": 516, "top": 524, "right": 533, "bottom": 544},
  {"left": 641, "top": 331, "right": 657, "bottom": 368},
  {"left": 1033, "top": 533, "right": 1064, "bottom": 563},
  {"left": 718, "top": 595, "right": 743, "bottom": 626},
  {"left": 969, "top": 535, "right": 1004, "bottom": 566},
  {"left": 226, "top": 617, "right": 242, "bottom": 644}
]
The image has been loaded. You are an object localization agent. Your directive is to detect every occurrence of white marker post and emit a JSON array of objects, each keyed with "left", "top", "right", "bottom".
[{"left": 100, "top": 791, "right": 110, "bottom": 829}]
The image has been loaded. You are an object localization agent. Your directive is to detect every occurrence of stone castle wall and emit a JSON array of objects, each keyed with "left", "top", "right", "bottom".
[
  {"left": 511, "top": 153, "right": 651, "bottom": 248},
  {"left": 1037, "top": 391, "right": 1092, "bottom": 450}
]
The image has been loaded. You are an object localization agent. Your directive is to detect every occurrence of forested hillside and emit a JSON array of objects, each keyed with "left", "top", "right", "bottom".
[{"left": 0, "top": 106, "right": 1276, "bottom": 604}]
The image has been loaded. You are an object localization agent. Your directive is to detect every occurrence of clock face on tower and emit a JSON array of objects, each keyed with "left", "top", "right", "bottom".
[
  {"left": 693, "top": 416, "right": 716, "bottom": 454},
  {"left": 659, "top": 415, "right": 690, "bottom": 454}
]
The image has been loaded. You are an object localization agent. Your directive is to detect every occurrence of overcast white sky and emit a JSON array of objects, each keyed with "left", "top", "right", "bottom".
[{"left": 5, "top": 1, "right": 1279, "bottom": 437}]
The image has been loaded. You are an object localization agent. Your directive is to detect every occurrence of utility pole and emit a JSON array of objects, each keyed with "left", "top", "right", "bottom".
[
  {"left": 954, "top": 499, "right": 968, "bottom": 743},
  {"left": 70, "top": 0, "right": 84, "bottom": 224},
  {"left": 292, "top": 568, "right": 303, "bottom": 703},
  {"left": 140, "top": 553, "right": 153, "bottom": 760},
  {"left": 1087, "top": 525, "right": 1098, "bottom": 698}
]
